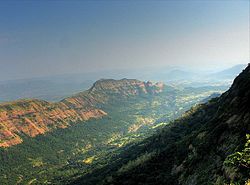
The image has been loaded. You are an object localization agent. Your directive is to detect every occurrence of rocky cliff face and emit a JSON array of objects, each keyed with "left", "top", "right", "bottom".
[
  {"left": 0, "top": 99, "right": 106, "bottom": 147},
  {"left": 89, "top": 79, "right": 164, "bottom": 95},
  {"left": 0, "top": 79, "right": 164, "bottom": 147}
]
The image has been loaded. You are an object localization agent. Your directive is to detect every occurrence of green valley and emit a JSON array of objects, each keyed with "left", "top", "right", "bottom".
[{"left": 0, "top": 79, "right": 225, "bottom": 184}]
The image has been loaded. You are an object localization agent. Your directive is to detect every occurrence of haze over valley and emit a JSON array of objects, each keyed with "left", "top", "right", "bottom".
[{"left": 0, "top": 1, "right": 249, "bottom": 185}]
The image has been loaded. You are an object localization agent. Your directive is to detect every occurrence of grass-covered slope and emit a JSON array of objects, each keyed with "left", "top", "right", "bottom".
[{"left": 71, "top": 65, "right": 250, "bottom": 185}]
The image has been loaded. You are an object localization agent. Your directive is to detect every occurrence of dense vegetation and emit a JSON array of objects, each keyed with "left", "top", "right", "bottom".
[
  {"left": 0, "top": 81, "right": 224, "bottom": 184},
  {"left": 71, "top": 65, "right": 250, "bottom": 185}
]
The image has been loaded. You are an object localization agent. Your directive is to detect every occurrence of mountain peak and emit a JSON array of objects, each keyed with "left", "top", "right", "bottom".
[{"left": 89, "top": 78, "right": 164, "bottom": 95}]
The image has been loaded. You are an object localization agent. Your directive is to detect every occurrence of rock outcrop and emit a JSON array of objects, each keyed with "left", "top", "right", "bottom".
[{"left": 0, "top": 99, "right": 106, "bottom": 147}]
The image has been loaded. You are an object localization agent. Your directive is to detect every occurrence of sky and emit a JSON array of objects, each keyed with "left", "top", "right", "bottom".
[{"left": 0, "top": 0, "right": 249, "bottom": 81}]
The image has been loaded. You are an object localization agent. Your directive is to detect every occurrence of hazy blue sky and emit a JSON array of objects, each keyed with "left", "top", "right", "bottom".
[{"left": 0, "top": 0, "right": 249, "bottom": 80}]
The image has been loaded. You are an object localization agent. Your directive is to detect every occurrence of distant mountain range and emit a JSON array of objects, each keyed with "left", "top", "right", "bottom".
[
  {"left": 154, "top": 64, "right": 247, "bottom": 84},
  {"left": 0, "top": 64, "right": 246, "bottom": 103},
  {"left": 211, "top": 64, "right": 247, "bottom": 79}
]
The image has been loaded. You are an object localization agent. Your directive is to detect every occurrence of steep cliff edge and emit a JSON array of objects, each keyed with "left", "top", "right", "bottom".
[
  {"left": 0, "top": 79, "right": 164, "bottom": 147},
  {"left": 78, "top": 65, "right": 250, "bottom": 185}
]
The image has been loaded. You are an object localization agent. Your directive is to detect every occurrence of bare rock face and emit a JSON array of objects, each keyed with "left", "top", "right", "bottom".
[
  {"left": 0, "top": 99, "right": 106, "bottom": 147},
  {"left": 0, "top": 79, "right": 164, "bottom": 147},
  {"left": 89, "top": 79, "right": 165, "bottom": 96}
]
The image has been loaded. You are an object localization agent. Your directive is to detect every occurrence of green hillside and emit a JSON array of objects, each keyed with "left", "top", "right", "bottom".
[
  {"left": 0, "top": 80, "right": 223, "bottom": 184},
  {"left": 71, "top": 65, "right": 250, "bottom": 185}
]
